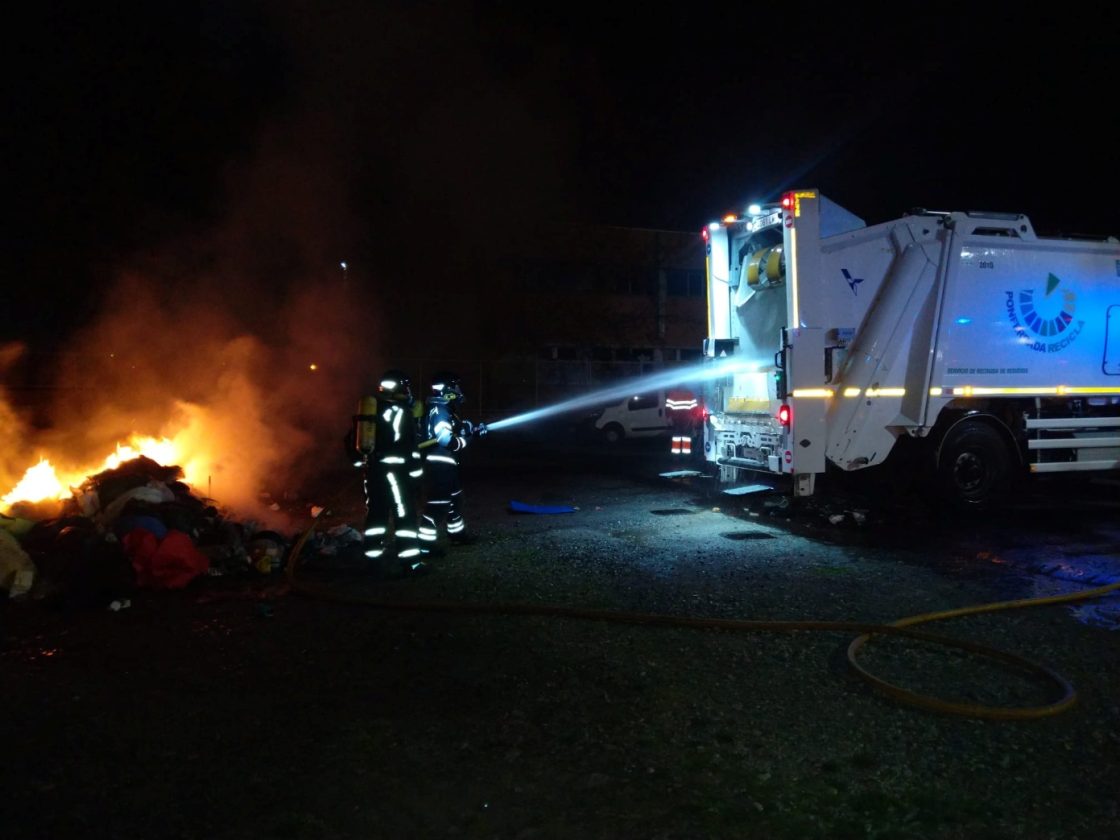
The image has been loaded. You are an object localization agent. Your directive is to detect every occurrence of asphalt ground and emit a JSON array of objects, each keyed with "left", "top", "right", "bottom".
[{"left": 2, "top": 427, "right": 1118, "bottom": 839}]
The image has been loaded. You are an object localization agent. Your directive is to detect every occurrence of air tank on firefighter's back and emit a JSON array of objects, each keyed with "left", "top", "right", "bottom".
[{"left": 353, "top": 395, "right": 378, "bottom": 458}]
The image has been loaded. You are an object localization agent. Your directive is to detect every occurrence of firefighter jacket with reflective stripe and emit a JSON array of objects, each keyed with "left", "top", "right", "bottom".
[
  {"left": 425, "top": 396, "right": 468, "bottom": 456},
  {"left": 374, "top": 399, "right": 423, "bottom": 470}
]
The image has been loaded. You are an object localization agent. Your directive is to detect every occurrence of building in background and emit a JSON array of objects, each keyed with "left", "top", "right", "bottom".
[{"left": 392, "top": 224, "right": 706, "bottom": 420}]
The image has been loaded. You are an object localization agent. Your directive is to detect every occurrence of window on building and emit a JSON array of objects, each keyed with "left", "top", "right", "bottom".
[
  {"left": 615, "top": 347, "right": 654, "bottom": 362},
  {"left": 631, "top": 268, "right": 655, "bottom": 296},
  {"left": 539, "top": 345, "right": 580, "bottom": 361},
  {"left": 595, "top": 266, "right": 625, "bottom": 294},
  {"left": 567, "top": 264, "right": 596, "bottom": 292},
  {"left": 667, "top": 268, "right": 706, "bottom": 297},
  {"left": 596, "top": 265, "right": 652, "bottom": 295}
]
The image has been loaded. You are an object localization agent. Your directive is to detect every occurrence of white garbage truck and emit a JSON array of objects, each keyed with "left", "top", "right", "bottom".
[{"left": 700, "top": 189, "right": 1120, "bottom": 508}]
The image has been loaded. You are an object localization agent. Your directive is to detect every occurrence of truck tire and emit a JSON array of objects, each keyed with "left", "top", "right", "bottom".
[
  {"left": 937, "top": 420, "right": 1010, "bottom": 511},
  {"left": 601, "top": 423, "right": 624, "bottom": 444}
]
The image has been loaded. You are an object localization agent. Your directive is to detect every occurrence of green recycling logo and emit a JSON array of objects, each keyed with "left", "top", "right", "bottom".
[{"left": 1005, "top": 273, "right": 1084, "bottom": 353}]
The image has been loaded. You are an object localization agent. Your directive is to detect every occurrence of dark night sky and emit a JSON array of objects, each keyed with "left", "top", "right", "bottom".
[{"left": 4, "top": 2, "right": 1119, "bottom": 350}]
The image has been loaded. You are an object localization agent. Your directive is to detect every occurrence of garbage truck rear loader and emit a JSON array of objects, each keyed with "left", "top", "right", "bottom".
[{"left": 700, "top": 189, "right": 1120, "bottom": 508}]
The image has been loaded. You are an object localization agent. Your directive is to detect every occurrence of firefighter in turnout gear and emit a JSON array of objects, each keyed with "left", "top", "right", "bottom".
[
  {"left": 351, "top": 369, "right": 426, "bottom": 576},
  {"left": 419, "top": 371, "right": 486, "bottom": 551}
]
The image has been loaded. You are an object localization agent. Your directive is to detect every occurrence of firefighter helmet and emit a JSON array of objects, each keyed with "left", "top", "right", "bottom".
[
  {"left": 377, "top": 369, "right": 412, "bottom": 403},
  {"left": 429, "top": 371, "right": 464, "bottom": 402}
]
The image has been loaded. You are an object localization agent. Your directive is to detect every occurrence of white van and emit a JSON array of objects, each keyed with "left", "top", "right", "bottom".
[{"left": 592, "top": 390, "right": 670, "bottom": 443}]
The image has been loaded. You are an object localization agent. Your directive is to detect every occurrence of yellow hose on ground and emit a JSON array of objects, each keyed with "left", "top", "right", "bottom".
[
  {"left": 846, "top": 582, "right": 1120, "bottom": 719},
  {"left": 285, "top": 490, "right": 1120, "bottom": 721}
]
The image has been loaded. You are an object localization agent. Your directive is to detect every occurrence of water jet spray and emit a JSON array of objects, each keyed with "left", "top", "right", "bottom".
[{"left": 485, "top": 356, "right": 764, "bottom": 433}]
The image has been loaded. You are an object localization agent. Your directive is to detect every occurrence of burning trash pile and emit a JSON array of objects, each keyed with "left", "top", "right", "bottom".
[
  {"left": 0, "top": 453, "right": 344, "bottom": 609},
  {"left": 0, "top": 267, "right": 373, "bottom": 606}
]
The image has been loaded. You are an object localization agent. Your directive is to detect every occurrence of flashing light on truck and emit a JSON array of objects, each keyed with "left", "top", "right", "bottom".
[{"left": 698, "top": 189, "right": 1120, "bottom": 510}]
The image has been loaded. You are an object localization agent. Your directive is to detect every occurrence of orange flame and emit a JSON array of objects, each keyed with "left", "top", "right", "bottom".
[
  {"left": 1, "top": 432, "right": 205, "bottom": 512},
  {"left": 1, "top": 459, "right": 67, "bottom": 506}
]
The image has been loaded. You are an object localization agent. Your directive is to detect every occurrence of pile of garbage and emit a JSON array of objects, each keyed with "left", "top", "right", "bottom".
[{"left": 0, "top": 456, "right": 326, "bottom": 609}]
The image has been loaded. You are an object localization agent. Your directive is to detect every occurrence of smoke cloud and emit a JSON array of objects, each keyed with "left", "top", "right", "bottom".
[
  {"left": 2, "top": 1, "right": 595, "bottom": 525},
  {"left": 2, "top": 76, "right": 382, "bottom": 526}
]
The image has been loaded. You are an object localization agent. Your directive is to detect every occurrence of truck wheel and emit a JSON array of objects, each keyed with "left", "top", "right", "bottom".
[
  {"left": 937, "top": 421, "right": 1009, "bottom": 510},
  {"left": 602, "top": 423, "right": 624, "bottom": 444}
]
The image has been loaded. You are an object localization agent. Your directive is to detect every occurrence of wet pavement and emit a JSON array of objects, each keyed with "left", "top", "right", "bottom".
[{"left": 509, "top": 425, "right": 1120, "bottom": 631}]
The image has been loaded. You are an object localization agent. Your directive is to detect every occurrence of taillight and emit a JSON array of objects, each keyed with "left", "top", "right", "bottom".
[{"left": 777, "top": 404, "right": 792, "bottom": 427}]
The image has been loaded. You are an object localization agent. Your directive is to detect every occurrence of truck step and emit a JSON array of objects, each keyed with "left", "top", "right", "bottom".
[{"left": 721, "top": 484, "right": 775, "bottom": 496}]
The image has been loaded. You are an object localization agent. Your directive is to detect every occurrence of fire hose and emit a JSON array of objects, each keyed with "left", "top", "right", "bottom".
[{"left": 283, "top": 477, "right": 1120, "bottom": 721}]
